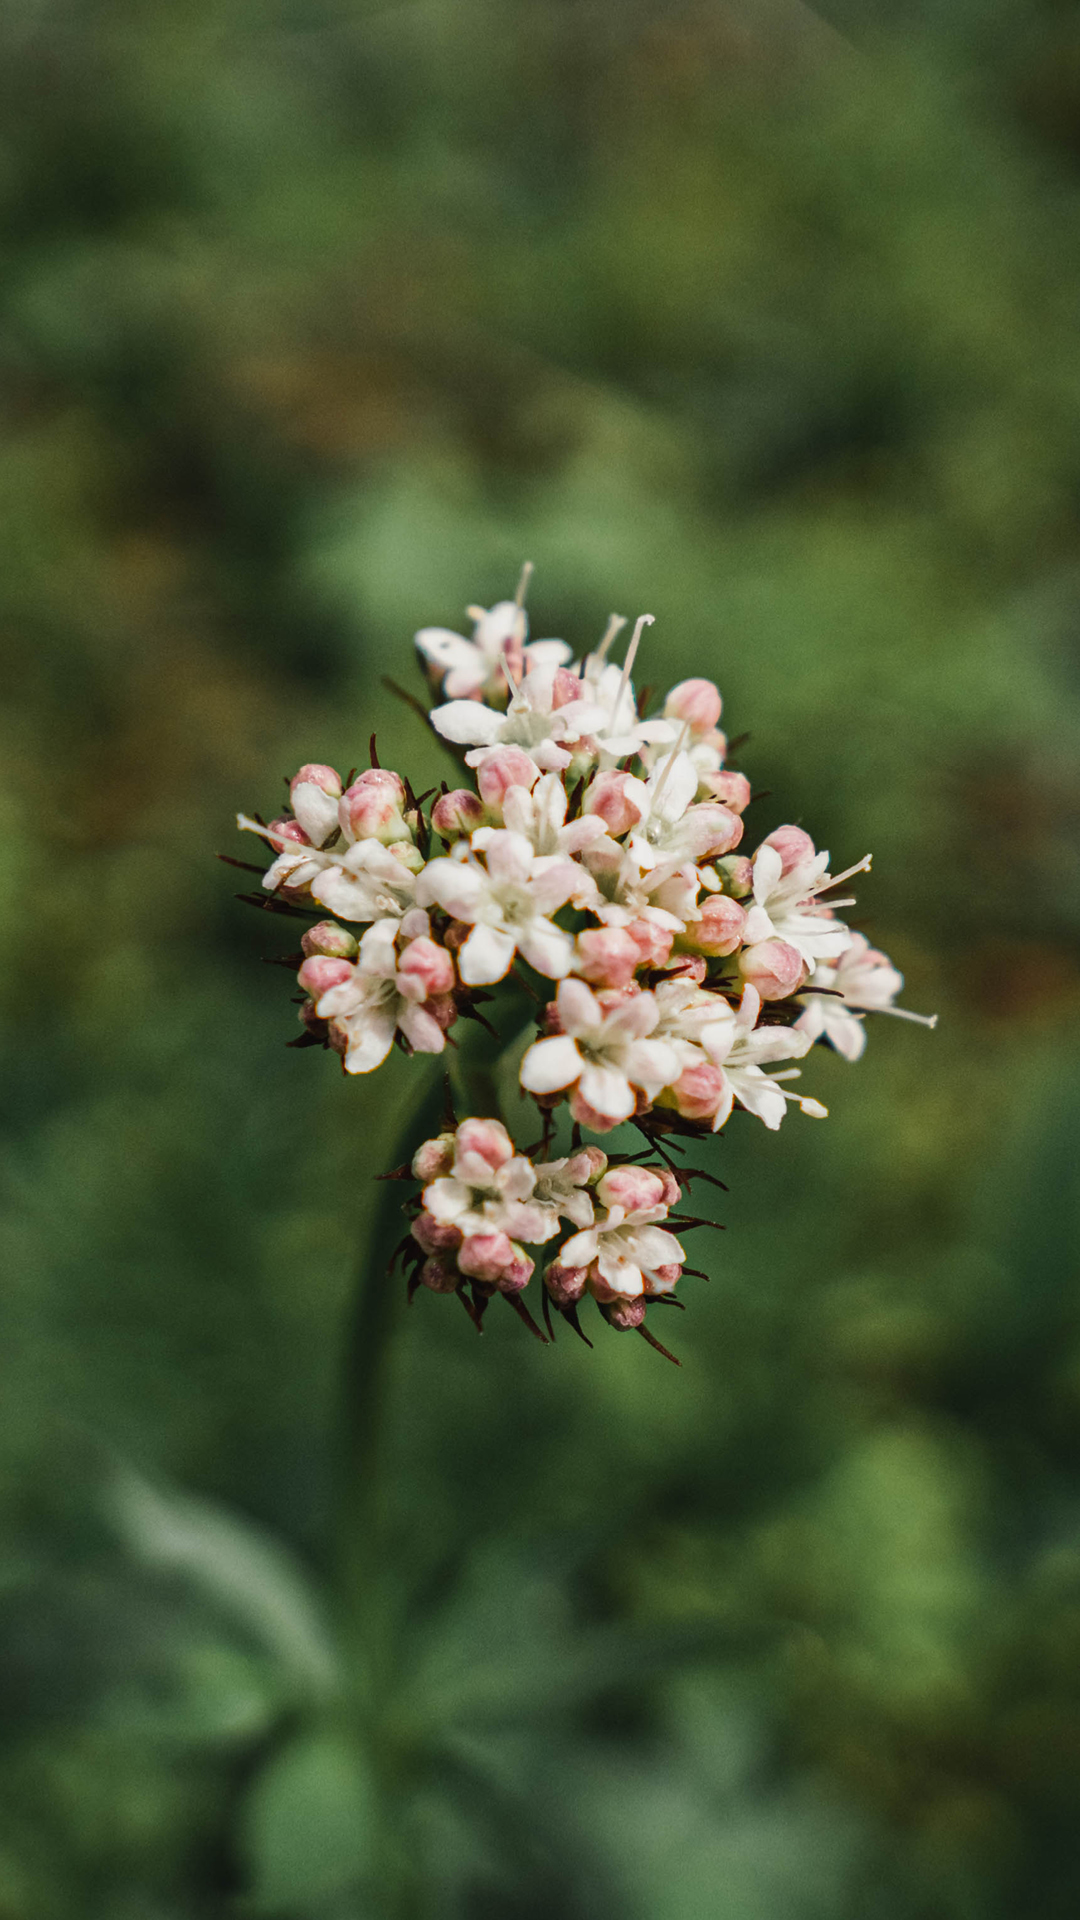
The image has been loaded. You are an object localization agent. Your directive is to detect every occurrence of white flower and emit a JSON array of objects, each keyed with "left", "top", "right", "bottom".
[
  {"left": 519, "top": 979, "right": 681, "bottom": 1128},
  {"left": 311, "top": 912, "right": 447, "bottom": 1074},
  {"left": 583, "top": 833, "right": 703, "bottom": 933},
  {"left": 415, "top": 581, "right": 571, "bottom": 701},
  {"left": 531, "top": 1149, "right": 604, "bottom": 1230},
  {"left": 416, "top": 830, "right": 589, "bottom": 985},
  {"left": 560, "top": 1183, "right": 684, "bottom": 1300},
  {"left": 691, "top": 984, "right": 825, "bottom": 1130},
  {"left": 796, "top": 932, "right": 936, "bottom": 1061},
  {"left": 742, "top": 843, "right": 868, "bottom": 969},
  {"left": 311, "top": 839, "right": 421, "bottom": 925},
  {"left": 432, "top": 662, "right": 612, "bottom": 773},
  {"left": 423, "top": 1147, "right": 560, "bottom": 1245},
  {"left": 491, "top": 771, "right": 611, "bottom": 860},
  {"left": 571, "top": 615, "right": 677, "bottom": 767},
  {"left": 652, "top": 977, "right": 741, "bottom": 1065},
  {"left": 622, "top": 749, "right": 740, "bottom": 873}
]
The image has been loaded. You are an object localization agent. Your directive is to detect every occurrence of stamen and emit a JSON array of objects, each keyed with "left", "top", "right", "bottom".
[
  {"left": 875, "top": 1005, "right": 939, "bottom": 1029},
  {"left": 646, "top": 721, "right": 691, "bottom": 811},
  {"left": 813, "top": 855, "right": 872, "bottom": 895},
  {"left": 515, "top": 560, "right": 534, "bottom": 608},
  {"left": 613, "top": 614, "right": 654, "bottom": 727},
  {"left": 594, "top": 613, "right": 627, "bottom": 664}
]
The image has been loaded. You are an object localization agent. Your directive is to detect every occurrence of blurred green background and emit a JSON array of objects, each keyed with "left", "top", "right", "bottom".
[{"left": 4, "top": 0, "right": 1080, "bottom": 1913}]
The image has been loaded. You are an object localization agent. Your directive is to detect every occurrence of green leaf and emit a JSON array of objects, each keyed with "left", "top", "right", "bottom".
[{"left": 238, "top": 1725, "right": 377, "bottom": 1913}]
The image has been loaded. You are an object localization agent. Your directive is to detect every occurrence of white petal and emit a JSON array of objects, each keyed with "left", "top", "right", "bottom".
[
  {"left": 482, "top": 830, "right": 535, "bottom": 886},
  {"left": 415, "top": 857, "right": 485, "bottom": 919},
  {"left": 397, "top": 1003, "right": 446, "bottom": 1054},
  {"left": 291, "top": 783, "right": 341, "bottom": 847},
  {"left": 516, "top": 918, "right": 574, "bottom": 980},
  {"left": 341, "top": 1012, "right": 396, "bottom": 1075},
  {"left": 595, "top": 1249, "right": 644, "bottom": 1297},
  {"left": 625, "top": 1038, "right": 681, "bottom": 1093},
  {"left": 310, "top": 867, "right": 379, "bottom": 921},
  {"left": 555, "top": 977, "right": 601, "bottom": 1036},
  {"left": 423, "top": 1177, "right": 472, "bottom": 1223},
  {"left": 752, "top": 843, "right": 784, "bottom": 901},
  {"left": 821, "top": 1005, "right": 867, "bottom": 1061},
  {"left": 523, "top": 639, "right": 572, "bottom": 670},
  {"left": 414, "top": 627, "right": 478, "bottom": 672},
  {"left": 578, "top": 1063, "right": 635, "bottom": 1122},
  {"left": 519, "top": 1033, "right": 583, "bottom": 1095},
  {"left": 459, "top": 923, "right": 517, "bottom": 985},
  {"left": 559, "top": 1228, "right": 599, "bottom": 1268},
  {"left": 431, "top": 700, "right": 504, "bottom": 746},
  {"left": 728, "top": 1066, "right": 786, "bottom": 1129}
]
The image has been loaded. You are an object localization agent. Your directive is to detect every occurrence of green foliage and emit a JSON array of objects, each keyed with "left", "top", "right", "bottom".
[{"left": 2, "top": 0, "right": 1080, "bottom": 1914}]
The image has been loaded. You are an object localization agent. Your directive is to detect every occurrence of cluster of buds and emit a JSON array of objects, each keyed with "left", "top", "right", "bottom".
[{"left": 232, "top": 569, "right": 935, "bottom": 1358}]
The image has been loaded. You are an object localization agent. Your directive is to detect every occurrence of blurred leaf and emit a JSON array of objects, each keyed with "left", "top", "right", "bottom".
[{"left": 238, "top": 1725, "right": 376, "bottom": 1913}]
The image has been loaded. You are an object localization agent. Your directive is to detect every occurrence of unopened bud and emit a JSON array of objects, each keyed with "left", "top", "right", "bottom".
[
  {"left": 739, "top": 939, "right": 806, "bottom": 1000},
  {"left": 297, "top": 955, "right": 353, "bottom": 1000},
  {"left": 663, "top": 955, "right": 707, "bottom": 985},
  {"left": 420, "top": 1254, "right": 461, "bottom": 1294},
  {"left": 762, "top": 824, "right": 815, "bottom": 875},
  {"left": 664, "top": 678, "right": 722, "bottom": 733},
  {"left": 455, "top": 1117, "right": 514, "bottom": 1176},
  {"left": 458, "top": 1231, "right": 534, "bottom": 1292},
  {"left": 583, "top": 770, "right": 646, "bottom": 836},
  {"left": 671, "top": 1059, "right": 726, "bottom": 1122},
  {"left": 388, "top": 841, "right": 425, "bottom": 873},
  {"left": 626, "top": 919, "right": 675, "bottom": 970},
  {"left": 411, "top": 1211, "right": 464, "bottom": 1256},
  {"left": 290, "top": 764, "right": 344, "bottom": 845},
  {"left": 551, "top": 667, "right": 585, "bottom": 709},
  {"left": 301, "top": 921, "right": 359, "bottom": 960},
  {"left": 681, "top": 894, "right": 747, "bottom": 958},
  {"left": 685, "top": 802, "right": 743, "bottom": 860},
  {"left": 398, "top": 936, "right": 455, "bottom": 998},
  {"left": 544, "top": 1259, "right": 588, "bottom": 1306},
  {"left": 603, "top": 1295, "right": 647, "bottom": 1329},
  {"left": 701, "top": 769, "right": 752, "bottom": 814},
  {"left": 475, "top": 747, "right": 539, "bottom": 815},
  {"left": 411, "top": 1132, "right": 456, "bottom": 1181},
  {"left": 431, "top": 788, "right": 485, "bottom": 838},
  {"left": 715, "top": 854, "right": 754, "bottom": 898},
  {"left": 656, "top": 1169, "right": 681, "bottom": 1208},
  {"left": 646, "top": 1263, "right": 683, "bottom": 1294},
  {"left": 339, "top": 771, "right": 407, "bottom": 844},
  {"left": 267, "top": 816, "right": 312, "bottom": 847},
  {"left": 597, "top": 1166, "right": 667, "bottom": 1214},
  {"left": 574, "top": 926, "right": 640, "bottom": 990}
]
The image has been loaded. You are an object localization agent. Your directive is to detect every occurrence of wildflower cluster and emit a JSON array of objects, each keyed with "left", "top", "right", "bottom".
[{"left": 234, "top": 569, "right": 935, "bottom": 1358}]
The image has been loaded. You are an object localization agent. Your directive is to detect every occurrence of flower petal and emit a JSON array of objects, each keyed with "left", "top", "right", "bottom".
[
  {"left": 516, "top": 918, "right": 574, "bottom": 980},
  {"left": 341, "top": 1012, "right": 396, "bottom": 1075},
  {"left": 459, "top": 923, "right": 518, "bottom": 985},
  {"left": 416, "top": 857, "right": 485, "bottom": 920},
  {"left": 519, "top": 1033, "right": 583, "bottom": 1095},
  {"left": 578, "top": 1063, "right": 635, "bottom": 1122},
  {"left": 431, "top": 700, "right": 505, "bottom": 746}
]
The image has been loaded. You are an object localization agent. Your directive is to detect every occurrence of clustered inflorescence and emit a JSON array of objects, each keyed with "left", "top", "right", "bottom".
[{"left": 234, "top": 567, "right": 935, "bottom": 1361}]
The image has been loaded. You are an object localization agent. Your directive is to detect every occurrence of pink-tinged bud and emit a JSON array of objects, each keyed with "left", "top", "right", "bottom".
[
  {"left": 739, "top": 939, "right": 806, "bottom": 1001},
  {"left": 582, "top": 770, "right": 645, "bottom": 836},
  {"left": 682, "top": 895, "right": 747, "bottom": 958},
  {"left": 455, "top": 1117, "right": 514, "bottom": 1173},
  {"left": 431, "top": 788, "right": 485, "bottom": 838},
  {"left": 656, "top": 1168, "right": 681, "bottom": 1208},
  {"left": 339, "top": 775, "right": 406, "bottom": 843},
  {"left": 568, "top": 1088, "right": 621, "bottom": 1134},
  {"left": 664, "top": 677, "right": 722, "bottom": 733},
  {"left": 716, "top": 854, "right": 754, "bottom": 897},
  {"left": 297, "top": 955, "right": 353, "bottom": 1000},
  {"left": 292, "top": 763, "right": 342, "bottom": 798},
  {"left": 420, "top": 1255, "right": 461, "bottom": 1294},
  {"left": 702, "top": 770, "right": 752, "bottom": 814},
  {"left": 458, "top": 1231, "right": 534, "bottom": 1292},
  {"left": 267, "top": 816, "right": 312, "bottom": 846},
  {"left": 596, "top": 985, "right": 640, "bottom": 1015},
  {"left": 626, "top": 920, "right": 675, "bottom": 970},
  {"left": 551, "top": 667, "right": 585, "bottom": 709},
  {"left": 540, "top": 997, "right": 563, "bottom": 1035},
  {"left": 544, "top": 1259, "right": 588, "bottom": 1306},
  {"left": 646, "top": 1264, "right": 683, "bottom": 1295},
  {"left": 578, "top": 1145, "right": 610, "bottom": 1183},
  {"left": 597, "top": 1166, "right": 667, "bottom": 1214},
  {"left": 411, "top": 1132, "right": 457, "bottom": 1181},
  {"left": 388, "top": 841, "right": 424, "bottom": 873},
  {"left": 475, "top": 747, "right": 539, "bottom": 814},
  {"left": 671, "top": 1060, "right": 726, "bottom": 1122},
  {"left": 688, "top": 803, "right": 743, "bottom": 859},
  {"left": 762, "top": 824, "right": 816, "bottom": 875},
  {"left": 301, "top": 921, "right": 359, "bottom": 960},
  {"left": 574, "top": 927, "right": 640, "bottom": 990},
  {"left": 603, "top": 1294, "right": 647, "bottom": 1329},
  {"left": 663, "top": 955, "right": 708, "bottom": 985},
  {"left": 410, "top": 1212, "right": 464, "bottom": 1256},
  {"left": 398, "top": 936, "right": 455, "bottom": 998}
]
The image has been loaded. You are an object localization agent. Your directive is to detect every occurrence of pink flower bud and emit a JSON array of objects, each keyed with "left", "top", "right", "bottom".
[
  {"left": 291, "top": 763, "right": 342, "bottom": 800},
  {"left": 420, "top": 1254, "right": 461, "bottom": 1293},
  {"left": 475, "top": 747, "right": 539, "bottom": 814},
  {"left": 339, "top": 773, "right": 406, "bottom": 843},
  {"left": 398, "top": 936, "right": 455, "bottom": 998},
  {"left": 682, "top": 895, "right": 747, "bottom": 958},
  {"left": 301, "top": 921, "right": 359, "bottom": 959},
  {"left": 573, "top": 927, "right": 640, "bottom": 990},
  {"left": 582, "top": 770, "right": 645, "bottom": 836},
  {"left": 544, "top": 1259, "right": 588, "bottom": 1306},
  {"left": 551, "top": 667, "right": 585, "bottom": 709},
  {"left": 597, "top": 1166, "right": 668, "bottom": 1214},
  {"left": 603, "top": 1294, "right": 647, "bottom": 1329},
  {"left": 656, "top": 1169, "right": 682, "bottom": 1208},
  {"left": 431, "top": 788, "right": 486, "bottom": 838},
  {"left": 388, "top": 841, "right": 425, "bottom": 873},
  {"left": 663, "top": 955, "right": 708, "bottom": 985},
  {"left": 646, "top": 1264, "right": 683, "bottom": 1295},
  {"left": 297, "top": 955, "right": 353, "bottom": 1000},
  {"left": 410, "top": 1211, "right": 464, "bottom": 1256},
  {"left": 701, "top": 770, "right": 752, "bottom": 814},
  {"left": 671, "top": 1059, "right": 726, "bottom": 1122},
  {"left": 686, "top": 803, "right": 743, "bottom": 859},
  {"left": 716, "top": 854, "right": 754, "bottom": 897},
  {"left": 739, "top": 939, "right": 806, "bottom": 1000},
  {"left": 596, "top": 985, "right": 641, "bottom": 1015},
  {"left": 455, "top": 1117, "right": 514, "bottom": 1173},
  {"left": 458, "top": 1232, "right": 534, "bottom": 1292},
  {"left": 762, "top": 824, "right": 816, "bottom": 875},
  {"left": 626, "top": 920, "right": 675, "bottom": 970},
  {"left": 267, "top": 816, "right": 312, "bottom": 846},
  {"left": 411, "top": 1132, "right": 457, "bottom": 1181},
  {"left": 540, "top": 997, "right": 563, "bottom": 1035},
  {"left": 664, "top": 677, "right": 722, "bottom": 733}
]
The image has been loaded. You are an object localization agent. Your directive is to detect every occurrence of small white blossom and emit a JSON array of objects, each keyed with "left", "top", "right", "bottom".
[
  {"left": 494, "top": 771, "right": 611, "bottom": 860},
  {"left": 310, "top": 911, "right": 449, "bottom": 1074},
  {"left": 560, "top": 1167, "right": 684, "bottom": 1299},
  {"left": 796, "top": 932, "right": 936, "bottom": 1061},
  {"left": 416, "top": 830, "right": 590, "bottom": 985},
  {"left": 423, "top": 1124, "right": 561, "bottom": 1244},
  {"left": 416, "top": 586, "right": 571, "bottom": 702},
  {"left": 742, "top": 842, "right": 866, "bottom": 969},
  {"left": 531, "top": 1148, "right": 605, "bottom": 1229},
  {"left": 519, "top": 979, "right": 681, "bottom": 1128}
]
